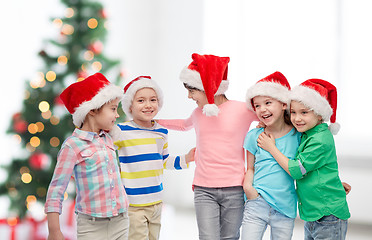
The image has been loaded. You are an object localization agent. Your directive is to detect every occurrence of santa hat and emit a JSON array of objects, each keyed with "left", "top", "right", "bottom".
[
  {"left": 291, "top": 79, "right": 340, "bottom": 134},
  {"left": 60, "top": 72, "right": 123, "bottom": 127},
  {"left": 121, "top": 76, "right": 163, "bottom": 119},
  {"left": 180, "top": 53, "right": 230, "bottom": 116},
  {"left": 246, "top": 71, "right": 291, "bottom": 111}
]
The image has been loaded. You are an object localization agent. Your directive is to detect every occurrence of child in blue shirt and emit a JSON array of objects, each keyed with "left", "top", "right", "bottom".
[{"left": 242, "top": 72, "right": 299, "bottom": 240}]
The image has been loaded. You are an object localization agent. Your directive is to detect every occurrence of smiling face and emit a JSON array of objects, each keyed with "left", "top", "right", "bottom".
[
  {"left": 290, "top": 100, "right": 322, "bottom": 132},
  {"left": 130, "top": 87, "right": 159, "bottom": 128},
  {"left": 252, "top": 96, "right": 287, "bottom": 127},
  {"left": 186, "top": 88, "right": 208, "bottom": 109}
]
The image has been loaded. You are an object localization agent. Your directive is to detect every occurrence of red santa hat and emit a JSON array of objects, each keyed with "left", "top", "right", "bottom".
[
  {"left": 60, "top": 72, "right": 123, "bottom": 127},
  {"left": 291, "top": 78, "right": 340, "bottom": 134},
  {"left": 246, "top": 71, "right": 291, "bottom": 111},
  {"left": 179, "top": 53, "right": 230, "bottom": 116},
  {"left": 121, "top": 76, "right": 163, "bottom": 119}
]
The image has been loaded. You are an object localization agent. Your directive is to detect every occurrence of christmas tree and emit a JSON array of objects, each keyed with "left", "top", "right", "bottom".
[{"left": 0, "top": 0, "right": 124, "bottom": 219}]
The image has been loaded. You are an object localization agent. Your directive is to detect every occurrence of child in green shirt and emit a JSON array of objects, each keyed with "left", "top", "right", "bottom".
[{"left": 257, "top": 79, "right": 350, "bottom": 239}]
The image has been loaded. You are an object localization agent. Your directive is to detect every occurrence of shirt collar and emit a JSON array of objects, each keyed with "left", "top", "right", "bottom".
[
  {"left": 303, "top": 123, "right": 328, "bottom": 137},
  {"left": 72, "top": 128, "right": 108, "bottom": 141}
]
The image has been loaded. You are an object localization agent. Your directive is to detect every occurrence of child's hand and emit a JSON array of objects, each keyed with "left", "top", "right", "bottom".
[
  {"left": 244, "top": 185, "right": 259, "bottom": 200},
  {"left": 257, "top": 132, "right": 276, "bottom": 152},
  {"left": 342, "top": 182, "right": 351, "bottom": 195},
  {"left": 47, "top": 230, "right": 65, "bottom": 240},
  {"left": 256, "top": 121, "right": 266, "bottom": 128},
  {"left": 186, "top": 147, "right": 196, "bottom": 164}
]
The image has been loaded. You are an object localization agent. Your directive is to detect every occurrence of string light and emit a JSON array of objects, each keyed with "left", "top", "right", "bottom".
[
  {"left": 62, "top": 24, "right": 74, "bottom": 35},
  {"left": 7, "top": 217, "right": 18, "bottom": 227},
  {"left": 87, "top": 18, "right": 98, "bottom": 29},
  {"left": 50, "top": 116, "right": 60, "bottom": 125},
  {"left": 13, "top": 134, "right": 22, "bottom": 144},
  {"left": 53, "top": 18, "right": 63, "bottom": 28},
  {"left": 28, "top": 123, "right": 38, "bottom": 134},
  {"left": 21, "top": 173, "right": 32, "bottom": 184},
  {"left": 46, "top": 71, "right": 56, "bottom": 82},
  {"left": 39, "top": 101, "right": 50, "bottom": 112},
  {"left": 36, "top": 122, "right": 45, "bottom": 132},
  {"left": 50, "top": 137, "right": 60, "bottom": 147},
  {"left": 92, "top": 61, "right": 102, "bottom": 71},
  {"left": 84, "top": 50, "right": 94, "bottom": 61},
  {"left": 30, "top": 72, "right": 45, "bottom": 89},
  {"left": 42, "top": 110, "right": 52, "bottom": 119},
  {"left": 26, "top": 143, "right": 36, "bottom": 152},
  {"left": 81, "top": 63, "right": 88, "bottom": 72},
  {"left": 19, "top": 166, "right": 30, "bottom": 174},
  {"left": 30, "top": 136, "right": 41, "bottom": 148},
  {"left": 58, "top": 55, "right": 68, "bottom": 65},
  {"left": 26, "top": 195, "right": 37, "bottom": 209},
  {"left": 65, "top": 8, "right": 75, "bottom": 18}
]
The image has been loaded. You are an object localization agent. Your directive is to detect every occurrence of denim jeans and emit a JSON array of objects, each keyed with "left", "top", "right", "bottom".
[
  {"left": 304, "top": 215, "right": 348, "bottom": 240},
  {"left": 194, "top": 186, "right": 244, "bottom": 240},
  {"left": 241, "top": 195, "right": 295, "bottom": 240}
]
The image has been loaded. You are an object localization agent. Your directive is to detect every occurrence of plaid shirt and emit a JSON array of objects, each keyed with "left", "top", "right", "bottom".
[{"left": 45, "top": 128, "right": 128, "bottom": 218}]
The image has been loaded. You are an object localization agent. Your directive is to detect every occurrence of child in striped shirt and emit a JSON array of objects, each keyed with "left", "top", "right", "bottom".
[
  {"left": 45, "top": 73, "right": 129, "bottom": 240},
  {"left": 110, "top": 76, "right": 195, "bottom": 240}
]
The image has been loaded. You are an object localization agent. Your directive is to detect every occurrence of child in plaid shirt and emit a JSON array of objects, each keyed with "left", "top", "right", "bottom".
[{"left": 45, "top": 73, "right": 129, "bottom": 240}]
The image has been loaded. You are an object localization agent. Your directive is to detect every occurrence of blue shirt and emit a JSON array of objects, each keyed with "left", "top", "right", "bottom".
[{"left": 243, "top": 128, "right": 301, "bottom": 218}]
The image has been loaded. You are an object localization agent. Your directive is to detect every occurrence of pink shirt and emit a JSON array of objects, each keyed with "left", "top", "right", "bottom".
[{"left": 158, "top": 100, "right": 257, "bottom": 188}]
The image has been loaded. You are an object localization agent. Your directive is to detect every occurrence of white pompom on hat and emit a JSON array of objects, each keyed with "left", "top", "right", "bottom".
[
  {"left": 291, "top": 78, "right": 340, "bottom": 135},
  {"left": 246, "top": 71, "right": 291, "bottom": 111},
  {"left": 60, "top": 72, "right": 123, "bottom": 127},
  {"left": 121, "top": 76, "right": 163, "bottom": 119},
  {"left": 179, "top": 53, "right": 230, "bottom": 116}
]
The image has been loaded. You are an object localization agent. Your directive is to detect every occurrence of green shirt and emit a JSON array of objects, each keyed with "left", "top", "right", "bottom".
[{"left": 288, "top": 123, "right": 350, "bottom": 221}]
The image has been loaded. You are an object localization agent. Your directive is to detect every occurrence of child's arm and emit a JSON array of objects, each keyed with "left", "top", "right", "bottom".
[
  {"left": 257, "top": 132, "right": 290, "bottom": 174},
  {"left": 185, "top": 147, "right": 196, "bottom": 164},
  {"left": 157, "top": 116, "right": 194, "bottom": 131},
  {"left": 47, "top": 212, "right": 64, "bottom": 240},
  {"left": 243, "top": 150, "right": 259, "bottom": 200}
]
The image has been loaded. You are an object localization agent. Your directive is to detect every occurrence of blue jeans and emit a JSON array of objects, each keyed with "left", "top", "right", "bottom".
[
  {"left": 194, "top": 186, "right": 244, "bottom": 240},
  {"left": 241, "top": 195, "right": 295, "bottom": 240},
  {"left": 304, "top": 215, "right": 348, "bottom": 240}
]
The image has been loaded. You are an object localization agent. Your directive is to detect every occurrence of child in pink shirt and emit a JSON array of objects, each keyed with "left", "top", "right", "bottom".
[{"left": 158, "top": 53, "right": 257, "bottom": 240}]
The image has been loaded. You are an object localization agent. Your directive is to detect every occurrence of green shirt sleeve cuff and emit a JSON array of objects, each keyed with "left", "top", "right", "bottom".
[{"left": 288, "top": 159, "right": 303, "bottom": 179}]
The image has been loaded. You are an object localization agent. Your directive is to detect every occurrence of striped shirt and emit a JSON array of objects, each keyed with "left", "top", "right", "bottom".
[
  {"left": 44, "top": 128, "right": 128, "bottom": 218},
  {"left": 112, "top": 121, "right": 188, "bottom": 207}
]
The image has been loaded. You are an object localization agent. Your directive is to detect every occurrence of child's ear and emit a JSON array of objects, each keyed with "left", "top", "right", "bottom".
[
  {"left": 317, "top": 115, "right": 323, "bottom": 123},
  {"left": 88, "top": 109, "right": 97, "bottom": 116},
  {"left": 282, "top": 103, "right": 288, "bottom": 110}
]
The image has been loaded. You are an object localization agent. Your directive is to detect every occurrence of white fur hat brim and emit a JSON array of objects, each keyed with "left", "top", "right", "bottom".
[
  {"left": 179, "top": 67, "right": 229, "bottom": 95},
  {"left": 246, "top": 82, "right": 290, "bottom": 111},
  {"left": 290, "top": 85, "right": 333, "bottom": 122},
  {"left": 121, "top": 78, "right": 163, "bottom": 119},
  {"left": 72, "top": 84, "right": 123, "bottom": 127}
]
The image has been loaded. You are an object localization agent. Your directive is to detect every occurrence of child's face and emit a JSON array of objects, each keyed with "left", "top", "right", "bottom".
[
  {"left": 93, "top": 98, "right": 120, "bottom": 132},
  {"left": 187, "top": 88, "right": 208, "bottom": 109},
  {"left": 290, "top": 100, "right": 322, "bottom": 132},
  {"left": 252, "top": 96, "right": 287, "bottom": 127},
  {"left": 130, "top": 88, "right": 159, "bottom": 127}
]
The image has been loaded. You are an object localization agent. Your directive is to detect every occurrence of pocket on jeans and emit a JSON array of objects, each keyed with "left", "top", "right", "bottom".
[{"left": 316, "top": 215, "right": 339, "bottom": 225}]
